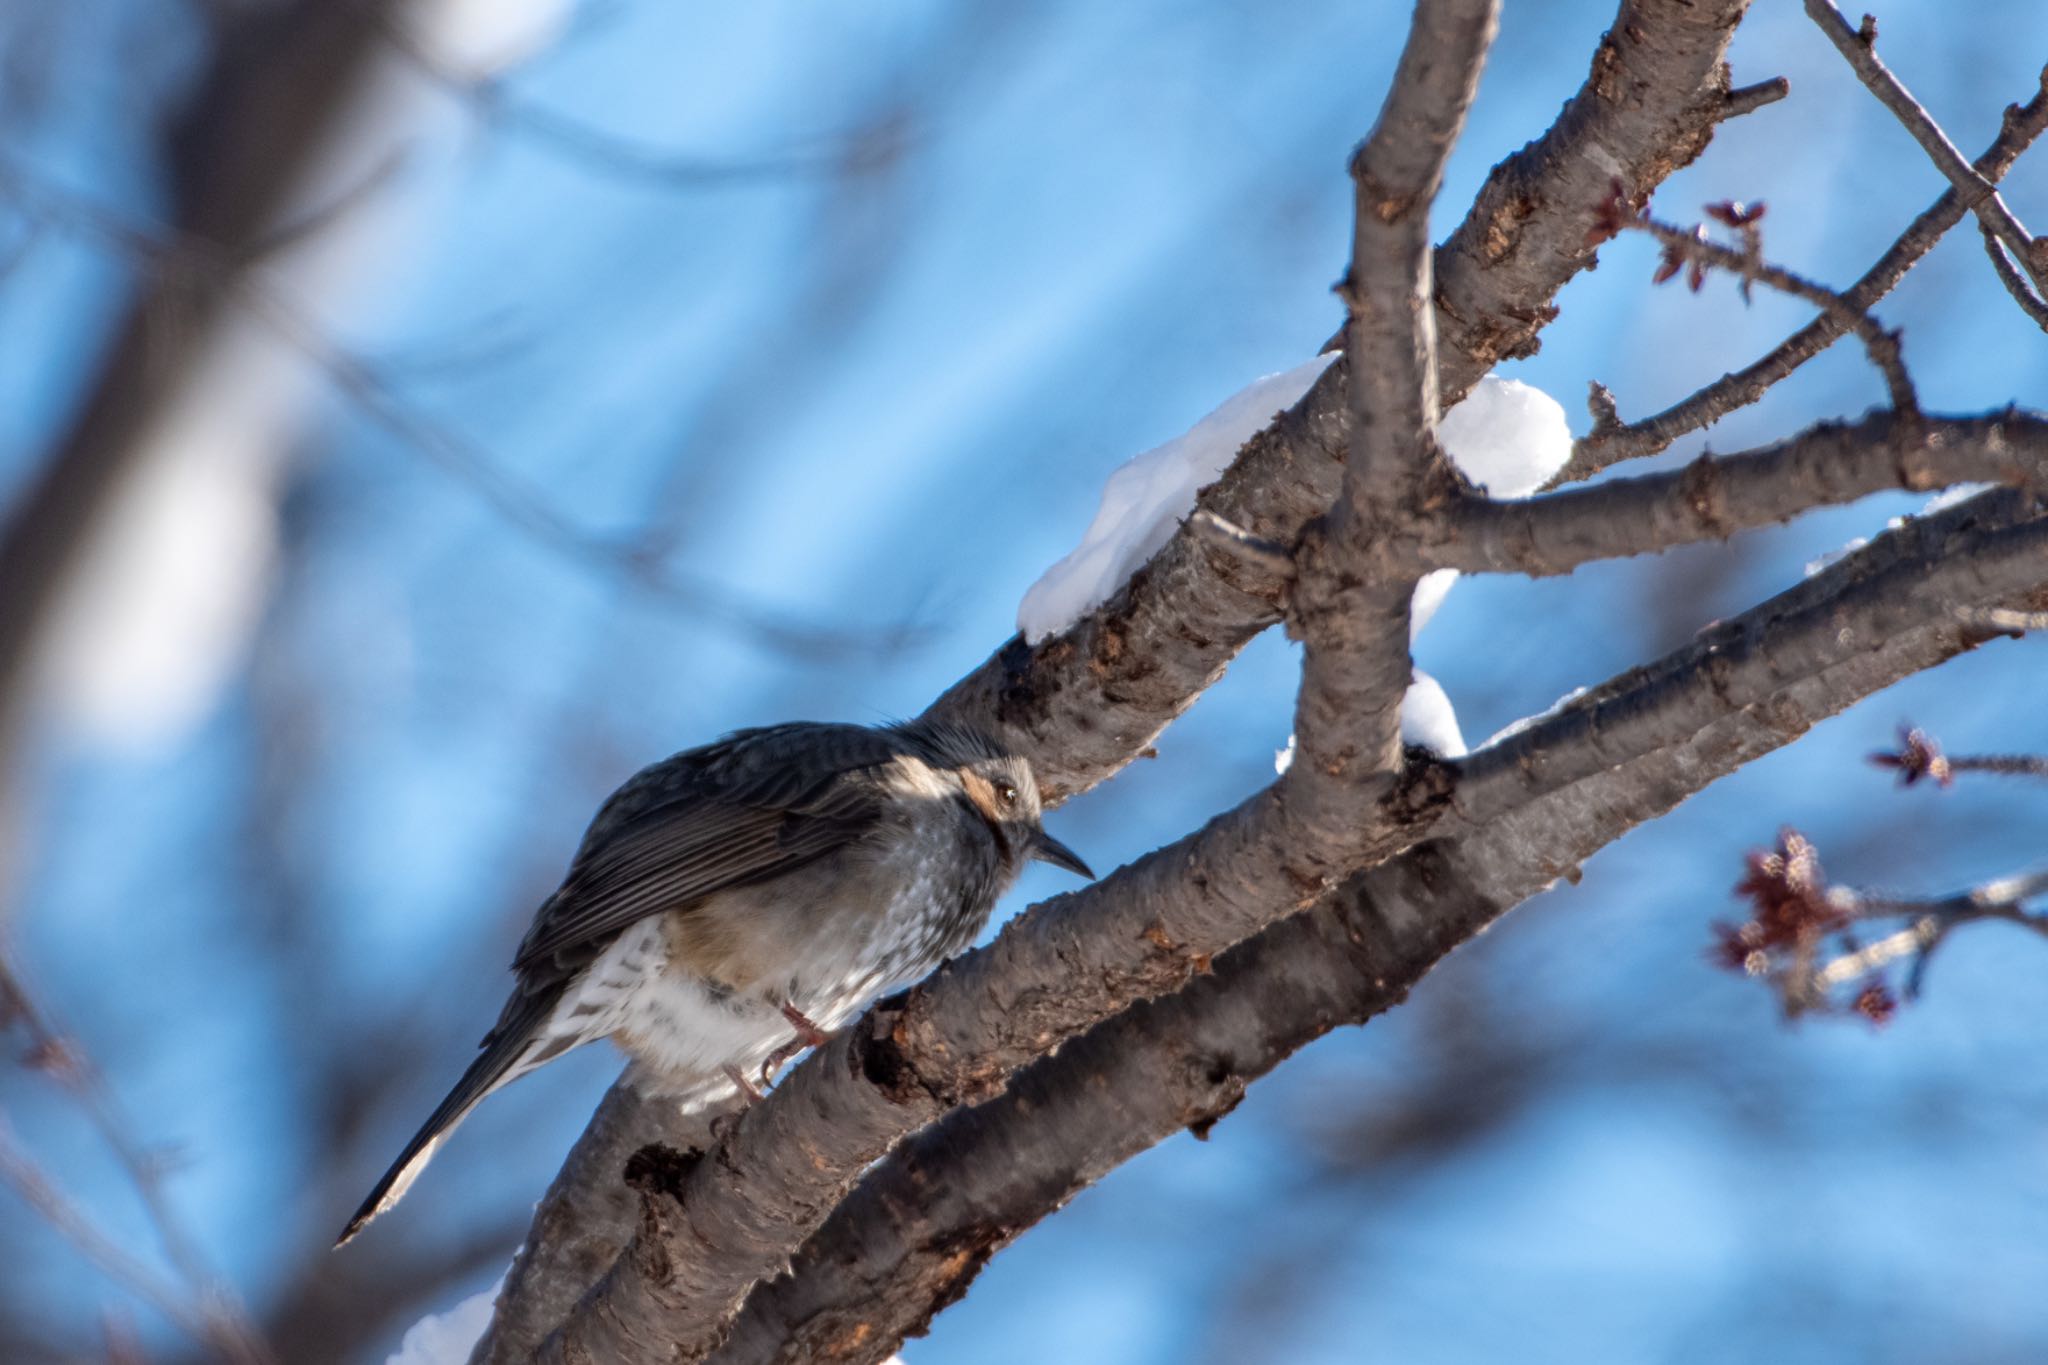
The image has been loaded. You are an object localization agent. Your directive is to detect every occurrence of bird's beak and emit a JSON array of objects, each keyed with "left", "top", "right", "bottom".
[{"left": 1032, "top": 829, "right": 1094, "bottom": 880}]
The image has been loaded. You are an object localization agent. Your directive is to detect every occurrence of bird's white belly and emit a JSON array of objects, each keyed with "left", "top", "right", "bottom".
[{"left": 544, "top": 918, "right": 895, "bottom": 1086}]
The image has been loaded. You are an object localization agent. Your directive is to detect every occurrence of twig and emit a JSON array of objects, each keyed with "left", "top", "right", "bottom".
[
  {"left": 1722, "top": 77, "right": 1792, "bottom": 120},
  {"left": 1805, "top": 0, "right": 2047, "bottom": 298},
  {"left": 1621, "top": 200, "right": 1920, "bottom": 416},
  {"left": 1563, "top": 67, "right": 2048, "bottom": 480},
  {"left": 1981, "top": 224, "right": 2048, "bottom": 332},
  {"left": 1869, "top": 724, "right": 2048, "bottom": 785}
]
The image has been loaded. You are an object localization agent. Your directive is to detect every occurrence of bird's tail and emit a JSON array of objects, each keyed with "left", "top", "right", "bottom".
[{"left": 336, "top": 984, "right": 569, "bottom": 1246}]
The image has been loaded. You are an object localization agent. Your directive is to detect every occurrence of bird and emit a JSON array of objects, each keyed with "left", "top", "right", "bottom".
[{"left": 336, "top": 717, "right": 1091, "bottom": 1245}]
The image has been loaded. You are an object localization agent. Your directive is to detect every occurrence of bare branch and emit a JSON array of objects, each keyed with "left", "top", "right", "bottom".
[
  {"left": 1805, "top": 0, "right": 2047, "bottom": 298},
  {"left": 483, "top": 0, "right": 1807, "bottom": 1347},
  {"left": 1564, "top": 65, "right": 2048, "bottom": 480},
  {"left": 1722, "top": 77, "right": 1792, "bottom": 119},
  {"left": 1290, "top": 0, "right": 1498, "bottom": 849},
  {"left": 717, "top": 492, "right": 2048, "bottom": 1365},
  {"left": 1982, "top": 223, "right": 2048, "bottom": 331},
  {"left": 1435, "top": 411, "right": 2039, "bottom": 577},
  {"left": 1619, "top": 200, "right": 1919, "bottom": 415}
]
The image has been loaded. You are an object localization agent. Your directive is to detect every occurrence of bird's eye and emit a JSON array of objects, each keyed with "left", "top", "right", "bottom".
[{"left": 997, "top": 782, "right": 1019, "bottom": 807}]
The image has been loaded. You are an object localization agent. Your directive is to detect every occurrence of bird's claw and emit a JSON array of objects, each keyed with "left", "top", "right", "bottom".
[{"left": 758, "top": 1003, "right": 833, "bottom": 1085}]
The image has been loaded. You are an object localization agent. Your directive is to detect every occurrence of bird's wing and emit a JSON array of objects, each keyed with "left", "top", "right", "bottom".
[{"left": 510, "top": 725, "right": 904, "bottom": 975}]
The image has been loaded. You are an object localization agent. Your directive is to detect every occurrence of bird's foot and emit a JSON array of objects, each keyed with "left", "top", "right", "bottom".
[
  {"left": 758, "top": 1003, "right": 833, "bottom": 1085},
  {"left": 778, "top": 1001, "right": 832, "bottom": 1049},
  {"left": 720, "top": 1063, "right": 765, "bottom": 1106}
]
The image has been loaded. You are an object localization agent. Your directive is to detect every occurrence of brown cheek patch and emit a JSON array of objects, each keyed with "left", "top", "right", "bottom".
[
  {"left": 956, "top": 771, "right": 1015, "bottom": 861},
  {"left": 958, "top": 770, "right": 1003, "bottom": 825}
]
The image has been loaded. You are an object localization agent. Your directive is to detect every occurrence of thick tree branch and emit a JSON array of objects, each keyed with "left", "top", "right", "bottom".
[
  {"left": 715, "top": 489, "right": 2048, "bottom": 1365},
  {"left": 543, "top": 464, "right": 2046, "bottom": 1360},
  {"left": 480, "top": 0, "right": 1775, "bottom": 1353},
  {"left": 1291, "top": 0, "right": 1496, "bottom": 855},
  {"left": 925, "top": 0, "right": 1764, "bottom": 803},
  {"left": 1435, "top": 410, "right": 2041, "bottom": 576}
]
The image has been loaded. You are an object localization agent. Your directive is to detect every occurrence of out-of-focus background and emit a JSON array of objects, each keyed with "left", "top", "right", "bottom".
[{"left": 4, "top": 2, "right": 2047, "bottom": 1361}]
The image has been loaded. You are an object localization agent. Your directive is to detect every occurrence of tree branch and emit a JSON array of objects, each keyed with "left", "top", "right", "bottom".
[
  {"left": 1291, "top": 0, "right": 1497, "bottom": 855},
  {"left": 1805, "top": 0, "right": 2047, "bottom": 299},
  {"left": 478, "top": 0, "right": 1782, "bottom": 1352},
  {"left": 1563, "top": 63, "right": 2048, "bottom": 480},
  {"left": 715, "top": 490, "right": 2048, "bottom": 1365},
  {"left": 1435, "top": 410, "right": 2041, "bottom": 577}
]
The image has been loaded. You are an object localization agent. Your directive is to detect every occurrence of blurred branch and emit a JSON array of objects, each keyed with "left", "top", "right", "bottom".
[
  {"left": 1714, "top": 830, "right": 2048, "bottom": 1022},
  {"left": 0, "top": 0, "right": 404, "bottom": 767},
  {"left": 0, "top": 959, "right": 218, "bottom": 1303},
  {"left": 0, "top": 164, "right": 930, "bottom": 662},
  {"left": 376, "top": 13, "right": 892, "bottom": 188},
  {"left": 0, "top": 1121, "right": 268, "bottom": 1364}
]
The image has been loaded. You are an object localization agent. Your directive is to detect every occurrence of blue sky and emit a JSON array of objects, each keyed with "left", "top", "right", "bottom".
[{"left": 4, "top": 1, "right": 2047, "bottom": 1360}]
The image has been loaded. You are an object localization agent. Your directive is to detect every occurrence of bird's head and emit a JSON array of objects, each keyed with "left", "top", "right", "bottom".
[{"left": 913, "top": 722, "right": 1094, "bottom": 880}]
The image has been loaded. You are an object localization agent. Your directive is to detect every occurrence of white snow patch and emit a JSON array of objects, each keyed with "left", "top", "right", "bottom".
[
  {"left": 1921, "top": 481, "right": 1994, "bottom": 516},
  {"left": 1804, "top": 482, "right": 1997, "bottom": 581},
  {"left": 1484, "top": 684, "right": 1591, "bottom": 748},
  {"left": 1018, "top": 354, "right": 1337, "bottom": 642},
  {"left": 1803, "top": 535, "right": 1871, "bottom": 579},
  {"left": 1436, "top": 376, "right": 1573, "bottom": 498},
  {"left": 1402, "top": 671, "right": 1465, "bottom": 758},
  {"left": 1410, "top": 567, "right": 1457, "bottom": 642},
  {"left": 1274, "top": 666, "right": 1465, "bottom": 771},
  {"left": 387, "top": 1277, "right": 504, "bottom": 1365},
  {"left": 1019, "top": 366, "right": 1570, "bottom": 643}
]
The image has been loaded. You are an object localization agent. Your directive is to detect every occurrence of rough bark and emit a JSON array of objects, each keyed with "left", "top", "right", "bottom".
[{"left": 716, "top": 489, "right": 2048, "bottom": 1364}]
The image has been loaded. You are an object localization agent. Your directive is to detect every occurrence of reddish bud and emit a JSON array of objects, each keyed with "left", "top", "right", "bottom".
[
  {"left": 1653, "top": 242, "right": 1685, "bottom": 285},
  {"left": 1871, "top": 725, "right": 1952, "bottom": 787},
  {"left": 1704, "top": 199, "right": 1767, "bottom": 227},
  {"left": 1852, "top": 980, "right": 1897, "bottom": 1026},
  {"left": 1732, "top": 828, "right": 1848, "bottom": 952},
  {"left": 1588, "top": 178, "right": 1636, "bottom": 247}
]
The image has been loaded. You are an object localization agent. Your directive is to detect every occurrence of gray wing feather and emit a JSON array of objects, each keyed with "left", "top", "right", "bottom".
[{"left": 510, "top": 724, "right": 906, "bottom": 974}]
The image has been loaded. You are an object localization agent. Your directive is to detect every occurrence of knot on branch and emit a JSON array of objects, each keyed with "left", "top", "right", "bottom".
[
  {"left": 854, "top": 991, "right": 948, "bottom": 1107},
  {"left": 622, "top": 1142, "right": 698, "bottom": 1203},
  {"left": 1387, "top": 752, "right": 1461, "bottom": 826}
]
